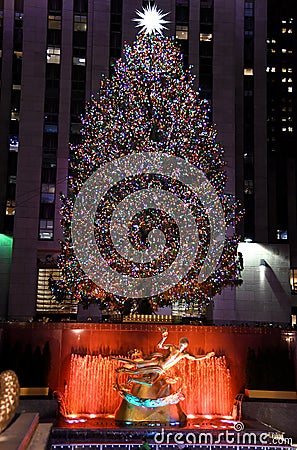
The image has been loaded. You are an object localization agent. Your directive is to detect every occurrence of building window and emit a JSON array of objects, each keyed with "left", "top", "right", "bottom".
[
  {"left": 44, "top": 124, "right": 58, "bottom": 133},
  {"left": 39, "top": 219, "right": 54, "bottom": 240},
  {"left": 73, "top": 56, "right": 86, "bottom": 66},
  {"left": 6, "top": 200, "right": 15, "bottom": 216},
  {"left": 276, "top": 229, "right": 287, "bottom": 240},
  {"left": 244, "top": 1, "right": 253, "bottom": 16},
  {"left": 48, "top": 0, "right": 62, "bottom": 12},
  {"left": 244, "top": 179, "right": 253, "bottom": 194},
  {"left": 11, "top": 110, "right": 19, "bottom": 121},
  {"left": 74, "top": 15, "right": 87, "bottom": 31},
  {"left": 9, "top": 135, "right": 19, "bottom": 152},
  {"left": 244, "top": 68, "right": 253, "bottom": 76},
  {"left": 176, "top": 25, "right": 188, "bottom": 40},
  {"left": 200, "top": 33, "right": 212, "bottom": 42},
  {"left": 48, "top": 15, "right": 61, "bottom": 29},
  {"left": 36, "top": 267, "right": 77, "bottom": 314},
  {"left": 46, "top": 46, "right": 60, "bottom": 64},
  {"left": 41, "top": 183, "right": 55, "bottom": 203},
  {"left": 74, "top": 0, "right": 88, "bottom": 13},
  {"left": 290, "top": 269, "right": 297, "bottom": 294}
]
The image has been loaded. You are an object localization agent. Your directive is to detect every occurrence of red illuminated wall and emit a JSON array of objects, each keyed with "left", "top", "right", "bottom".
[{"left": 0, "top": 323, "right": 285, "bottom": 405}]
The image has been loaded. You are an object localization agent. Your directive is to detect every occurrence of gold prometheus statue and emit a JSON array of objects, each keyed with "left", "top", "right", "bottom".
[{"left": 112, "top": 328, "right": 214, "bottom": 409}]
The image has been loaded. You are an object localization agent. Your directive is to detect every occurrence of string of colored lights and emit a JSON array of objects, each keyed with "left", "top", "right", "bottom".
[{"left": 52, "top": 33, "right": 243, "bottom": 313}]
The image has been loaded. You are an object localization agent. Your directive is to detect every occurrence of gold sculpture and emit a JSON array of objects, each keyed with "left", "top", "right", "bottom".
[
  {"left": 112, "top": 328, "right": 214, "bottom": 424},
  {"left": 0, "top": 370, "right": 20, "bottom": 433}
]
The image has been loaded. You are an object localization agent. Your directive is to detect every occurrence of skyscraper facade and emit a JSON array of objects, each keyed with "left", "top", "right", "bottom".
[{"left": 0, "top": 0, "right": 296, "bottom": 323}]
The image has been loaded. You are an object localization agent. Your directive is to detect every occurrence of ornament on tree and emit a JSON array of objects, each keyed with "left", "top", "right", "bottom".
[{"left": 53, "top": 4, "right": 243, "bottom": 314}]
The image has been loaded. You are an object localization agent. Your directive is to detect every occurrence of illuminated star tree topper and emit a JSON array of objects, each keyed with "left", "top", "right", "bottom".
[{"left": 133, "top": 2, "right": 169, "bottom": 35}]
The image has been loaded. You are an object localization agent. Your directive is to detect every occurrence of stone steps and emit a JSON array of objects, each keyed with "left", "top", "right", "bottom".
[{"left": 0, "top": 412, "right": 39, "bottom": 450}]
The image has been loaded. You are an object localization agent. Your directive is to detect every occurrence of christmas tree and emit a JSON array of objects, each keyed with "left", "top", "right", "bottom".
[{"left": 53, "top": 4, "right": 242, "bottom": 314}]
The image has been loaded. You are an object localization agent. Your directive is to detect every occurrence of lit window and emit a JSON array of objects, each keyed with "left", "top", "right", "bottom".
[
  {"left": 277, "top": 229, "right": 287, "bottom": 240},
  {"left": 282, "top": 78, "right": 286, "bottom": 83},
  {"left": 272, "top": 39, "right": 276, "bottom": 43},
  {"left": 271, "top": 67, "right": 276, "bottom": 72},
  {"left": 282, "top": 28, "right": 286, "bottom": 33},
  {"left": 288, "top": 78, "right": 292, "bottom": 83},
  {"left": 266, "top": 67, "right": 270, "bottom": 72},
  {"left": 282, "top": 20, "right": 286, "bottom": 24},
  {"left": 39, "top": 219, "right": 54, "bottom": 240},
  {"left": 266, "top": 39, "right": 270, "bottom": 43},
  {"left": 282, "top": 68, "right": 287, "bottom": 72},
  {"left": 288, "top": 50, "right": 292, "bottom": 54},
  {"left": 288, "top": 28, "right": 293, "bottom": 33},
  {"left": 41, "top": 183, "right": 56, "bottom": 203},
  {"left": 9, "top": 135, "right": 19, "bottom": 152},
  {"left": 48, "top": 15, "right": 61, "bottom": 29},
  {"left": 176, "top": 25, "right": 188, "bottom": 40},
  {"left": 41, "top": 193, "right": 55, "bottom": 203},
  {"left": 288, "top": 87, "right": 293, "bottom": 93},
  {"left": 271, "top": 49, "right": 276, "bottom": 53},
  {"left": 73, "top": 57, "right": 86, "bottom": 66},
  {"left": 244, "top": 2, "right": 253, "bottom": 16},
  {"left": 244, "top": 68, "right": 253, "bottom": 76},
  {"left": 288, "top": 68, "right": 293, "bottom": 73},
  {"left": 282, "top": 118, "right": 286, "bottom": 122},
  {"left": 12, "top": 84, "right": 21, "bottom": 90},
  {"left": 6, "top": 200, "right": 15, "bottom": 216},
  {"left": 244, "top": 179, "right": 253, "bottom": 195},
  {"left": 11, "top": 110, "right": 19, "bottom": 121},
  {"left": 282, "top": 127, "right": 287, "bottom": 131},
  {"left": 9, "top": 176, "right": 16, "bottom": 184},
  {"left": 14, "top": 51, "right": 22, "bottom": 59},
  {"left": 74, "top": 15, "right": 87, "bottom": 32},
  {"left": 44, "top": 124, "right": 58, "bottom": 133},
  {"left": 288, "top": 127, "right": 293, "bottom": 132},
  {"left": 282, "top": 48, "right": 287, "bottom": 53},
  {"left": 36, "top": 268, "right": 77, "bottom": 314},
  {"left": 47, "top": 46, "right": 60, "bottom": 64},
  {"left": 199, "top": 32, "right": 212, "bottom": 42},
  {"left": 290, "top": 268, "right": 297, "bottom": 294}
]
